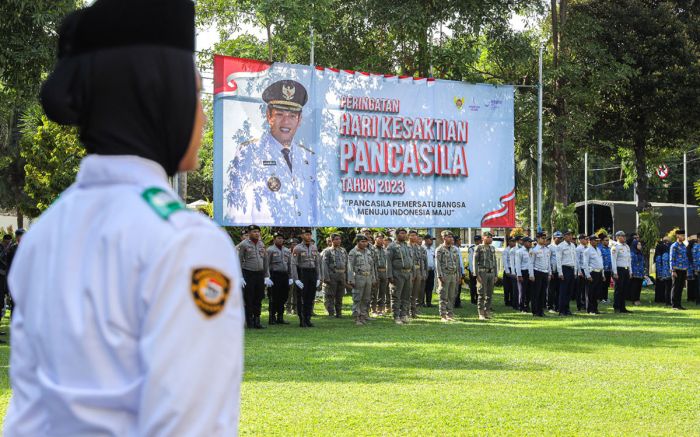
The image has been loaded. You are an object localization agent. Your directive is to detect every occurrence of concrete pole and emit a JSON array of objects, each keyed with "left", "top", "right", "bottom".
[
  {"left": 530, "top": 174, "right": 535, "bottom": 233},
  {"left": 584, "top": 152, "right": 588, "bottom": 235},
  {"left": 537, "top": 43, "right": 544, "bottom": 232},
  {"left": 684, "top": 152, "right": 688, "bottom": 234}
]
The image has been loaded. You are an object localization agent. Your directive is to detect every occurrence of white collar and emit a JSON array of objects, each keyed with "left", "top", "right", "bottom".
[{"left": 76, "top": 155, "right": 170, "bottom": 189}]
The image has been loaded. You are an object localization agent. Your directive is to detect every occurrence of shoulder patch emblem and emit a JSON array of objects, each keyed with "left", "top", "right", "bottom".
[
  {"left": 142, "top": 187, "right": 185, "bottom": 220},
  {"left": 191, "top": 268, "right": 231, "bottom": 317}
]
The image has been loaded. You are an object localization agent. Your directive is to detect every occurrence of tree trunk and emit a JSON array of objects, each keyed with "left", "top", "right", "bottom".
[
  {"left": 633, "top": 138, "right": 651, "bottom": 212},
  {"left": 16, "top": 209, "right": 23, "bottom": 229},
  {"left": 265, "top": 21, "right": 273, "bottom": 62}
]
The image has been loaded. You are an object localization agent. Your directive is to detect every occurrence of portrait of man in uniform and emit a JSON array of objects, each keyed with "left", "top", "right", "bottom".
[{"left": 225, "top": 79, "right": 317, "bottom": 226}]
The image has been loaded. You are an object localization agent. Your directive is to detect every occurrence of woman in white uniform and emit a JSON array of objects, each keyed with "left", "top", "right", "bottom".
[{"left": 4, "top": 0, "right": 244, "bottom": 435}]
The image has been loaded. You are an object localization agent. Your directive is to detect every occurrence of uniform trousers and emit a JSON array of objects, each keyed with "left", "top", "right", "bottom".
[
  {"left": 477, "top": 270, "right": 495, "bottom": 313},
  {"left": 503, "top": 271, "right": 514, "bottom": 306},
  {"left": 242, "top": 269, "right": 265, "bottom": 321},
  {"left": 424, "top": 269, "right": 435, "bottom": 306},
  {"left": 439, "top": 272, "right": 458, "bottom": 317},
  {"left": 687, "top": 276, "right": 697, "bottom": 302},
  {"left": 600, "top": 271, "right": 612, "bottom": 301},
  {"left": 671, "top": 270, "right": 686, "bottom": 308},
  {"left": 532, "top": 270, "right": 548, "bottom": 316},
  {"left": 547, "top": 272, "right": 560, "bottom": 311},
  {"left": 371, "top": 273, "right": 390, "bottom": 312},
  {"left": 269, "top": 271, "right": 290, "bottom": 320},
  {"left": 586, "top": 271, "right": 601, "bottom": 313},
  {"left": 654, "top": 277, "right": 670, "bottom": 303},
  {"left": 410, "top": 275, "right": 425, "bottom": 316},
  {"left": 575, "top": 270, "right": 586, "bottom": 310},
  {"left": 352, "top": 274, "right": 372, "bottom": 318},
  {"left": 468, "top": 273, "right": 477, "bottom": 304},
  {"left": 614, "top": 267, "right": 630, "bottom": 311},
  {"left": 511, "top": 276, "right": 520, "bottom": 310},
  {"left": 518, "top": 270, "right": 531, "bottom": 312},
  {"left": 558, "top": 266, "right": 575, "bottom": 315},
  {"left": 391, "top": 269, "right": 413, "bottom": 319},
  {"left": 297, "top": 268, "right": 318, "bottom": 323},
  {"left": 324, "top": 271, "right": 346, "bottom": 316},
  {"left": 630, "top": 277, "right": 643, "bottom": 302}
]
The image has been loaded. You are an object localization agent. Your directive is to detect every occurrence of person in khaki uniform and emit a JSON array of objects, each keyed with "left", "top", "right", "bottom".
[
  {"left": 408, "top": 230, "right": 427, "bottom": 318},
  {"left": 347, "top": 235, "right": 376, "bottom": 325},
  {"left": 474, "top": 231, "right": 498, "bottom": 320},
  {"left": 322, "top": 233, "right": 348, "bottom": 318},
  {"left": 387, "top": 228, "right": 414, "bottom": 324},
  {"left": 371, "top": 233, "right": 390, "bottom": 315},
  {"left": 238, "top": 224, "right": 271, "bottom": 329},
  {"left": 267, "top": 232, "right": 293, "bottom": 325},
  {"left": 291, "top": 229, "right": 321, "bottom": 328},
  {"left": 436, "top": 230, "right": 461, "bottom": 321}
]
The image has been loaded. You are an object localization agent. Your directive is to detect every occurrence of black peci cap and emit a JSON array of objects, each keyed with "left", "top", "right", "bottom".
[
  {"left": 247, "top": 224, "right": 261, "bottom": 232},
  {"left": 262, "top": 80, "right": 308, "bottom": 113}
]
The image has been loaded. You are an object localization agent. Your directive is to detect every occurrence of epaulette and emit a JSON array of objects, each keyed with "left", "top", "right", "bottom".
[
  {"left": 141, "top": 187, "right": 186, "bottom": 220},
  {"left": 297, "top": 143, "right": 316, "bottom": 155}
]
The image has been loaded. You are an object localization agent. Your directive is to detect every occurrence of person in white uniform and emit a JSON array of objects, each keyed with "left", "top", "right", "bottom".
[
  {"left": 225, "top": 80, "right": 317, "bottom": 226},
  {"left": 4, "top": 1, "right": 244, "bottom": 435}
]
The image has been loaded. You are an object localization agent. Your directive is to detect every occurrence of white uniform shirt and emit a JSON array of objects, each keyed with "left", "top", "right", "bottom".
[
  {"left": 556, "top": 241, "right": 578, "bottom": 273},
  {"left": 583, "top": 246, "right": 604, "bottom": 278},
  {"left": 611, "top": 241, "right": 631, "bottom": 270},
  {"left": 225, "top": 132, "right": 316, "bottom": 226},
  {"left": 509, "top": 244, "right": 521, "bottom": 274},
  {"left": 502, "top": 247, "right": 511, "bottom": 275},
  {"left": 423, "top": 244, "right": 436, "bottom": 270},
  {"left": 531, "top": 244, "right": 550, "bottom": 273},
  {"left": 576, "top": 244, "right": 587, "bottom": 273},
  {"left": 514, "top": 247, "right": 534, "bottom": 277},
  {"left": 5, "top": 155, "right": 244, "bottom": 436}
]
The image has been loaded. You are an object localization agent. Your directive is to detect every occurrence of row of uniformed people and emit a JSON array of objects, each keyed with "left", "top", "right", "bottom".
[
  {"left": 500, "top": 228, "right": 700, "bottom": 316},
  {"left": 501, "top": 230, "right": 639, "bottom": 317}
]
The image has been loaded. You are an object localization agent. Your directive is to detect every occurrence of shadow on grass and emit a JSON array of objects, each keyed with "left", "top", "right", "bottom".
[{"left": 243, "top": 293, "right": 700, "bottom": 384}]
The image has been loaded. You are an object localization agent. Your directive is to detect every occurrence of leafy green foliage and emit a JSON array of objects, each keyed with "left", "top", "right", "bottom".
[
  {"left": 550, "top": 201, "right": 578, "bottom": 233},
  {"left": 0, "top": 1, "right": 77, "bottom": 223},
  {"left": 20, "top": 110, "right": 84, "bottom": 213},
  {"left": 638, "top": 209, "right": 661, "bottom": 260}
]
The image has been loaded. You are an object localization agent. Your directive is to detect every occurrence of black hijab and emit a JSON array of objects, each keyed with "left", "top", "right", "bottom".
[
  {"left": 40, "top": 0, "right": 196, "bottom": 176},
  {"left": 654, "top": 240, "right": 668, "bottom": 260}
]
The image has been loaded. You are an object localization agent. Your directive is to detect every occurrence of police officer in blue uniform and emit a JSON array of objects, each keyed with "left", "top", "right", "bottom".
[{"left": 226, "top": 80, "right": 316, "bottom": 226}]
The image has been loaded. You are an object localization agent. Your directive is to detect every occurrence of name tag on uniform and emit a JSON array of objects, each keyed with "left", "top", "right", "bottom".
[{"left": 263, "top": 160, "right": 277, "bottom": 166}]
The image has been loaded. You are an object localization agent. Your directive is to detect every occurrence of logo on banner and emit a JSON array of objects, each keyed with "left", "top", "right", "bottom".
[{"left": 454, "top": 96, "right": 464, "bottom": 110}]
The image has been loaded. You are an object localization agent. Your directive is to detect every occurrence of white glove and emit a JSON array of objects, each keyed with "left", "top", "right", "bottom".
[
  {"left": 241, "top": 279, "right": 246, "bottom": 288},
  {"left": 295, "top": 280, "right": 304, "bottom": 289},
  {"left": 288, "top": 279, "right": 294, "bottom": 286},
  {"left": 316, "top": 280, "right": 321, "bottom": 288},
  {"left": 264, "top": 277, "right": 274, "bottom": 287}
]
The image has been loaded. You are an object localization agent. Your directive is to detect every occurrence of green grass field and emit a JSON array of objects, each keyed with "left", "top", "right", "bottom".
[{"left": 1, "top": 287, "right": 699, "bottom": 435}]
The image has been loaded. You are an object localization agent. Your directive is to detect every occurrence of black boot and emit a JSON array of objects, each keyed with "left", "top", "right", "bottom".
[
  {"left": 276, "top": 313, "right": 289, "bottom": 325},
  {"left": 245, "top": 314, "right": 253, "bottom": 329},
  {"left": 254, "top": 316, "right": 266, "bottom": 329},
  {"left": 305, "top": 315, "right": 315, "bottom": 327},
  {"left": 268, "top": 313, "right": 277, "bottom": 326},
  {"left": 299, "top": 316, "right": 307, "bottom": 328}
]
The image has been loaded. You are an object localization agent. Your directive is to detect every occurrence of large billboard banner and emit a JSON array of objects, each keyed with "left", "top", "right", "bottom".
[{"left": 213, "top": 55, "right": 515, "bottom": 228}]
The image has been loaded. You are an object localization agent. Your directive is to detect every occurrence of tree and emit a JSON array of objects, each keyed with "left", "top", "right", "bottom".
[
  {"left": 19, "top": 107, "right": 83, "bottom": 213},
  {"left": 0, "top": 0, "right": 77, "bottom": 225},
  {"left": 564, "top": 0, "right": 700, "bottom": 212}
]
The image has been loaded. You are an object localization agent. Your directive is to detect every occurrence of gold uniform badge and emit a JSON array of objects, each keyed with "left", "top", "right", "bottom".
[
  {"left": 191, "top": 268, "right": 231, "bottom": 317},
  {"left": 267, "top": 176, "right": 281, "bottom": 192}
]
